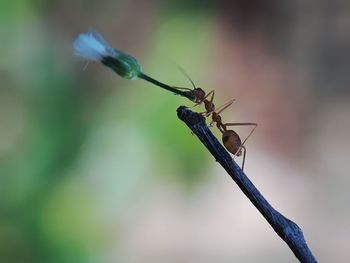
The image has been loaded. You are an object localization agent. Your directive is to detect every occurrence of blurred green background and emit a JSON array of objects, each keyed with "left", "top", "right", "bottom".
[{"left": 1, "top": 0, "right": 350, "bottom": 262}]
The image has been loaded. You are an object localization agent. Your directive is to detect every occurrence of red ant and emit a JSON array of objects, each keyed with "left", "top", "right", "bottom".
[{"left": 176, "top": 68, "right": 257, "bottom": 170}]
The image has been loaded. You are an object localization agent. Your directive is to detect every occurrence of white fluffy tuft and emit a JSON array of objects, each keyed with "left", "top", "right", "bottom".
[{"left": 73, "top": 30, "right": 114, "bottom": 61}]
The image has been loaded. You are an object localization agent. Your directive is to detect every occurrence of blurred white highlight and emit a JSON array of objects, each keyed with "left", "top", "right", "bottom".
[{"left": 73, "top": 30, "right": 114, "bottom": 61}]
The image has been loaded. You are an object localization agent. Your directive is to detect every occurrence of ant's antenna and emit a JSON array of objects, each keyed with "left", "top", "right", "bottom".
[{"left": 177, "top": 65, "right": 197, "bottom": 90}]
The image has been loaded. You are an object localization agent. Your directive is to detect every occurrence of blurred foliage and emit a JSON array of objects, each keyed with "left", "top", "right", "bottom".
[
  {"left": 0, "top": 0, "right": 213, "bottom": 262},
  {"left": 1, "top": 0, "right": 349, "bottom": 262}
]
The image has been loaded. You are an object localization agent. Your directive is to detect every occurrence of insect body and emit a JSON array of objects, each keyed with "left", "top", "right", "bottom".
[{"left": 177, "top": 68, "right": 257, "bottom": 170}]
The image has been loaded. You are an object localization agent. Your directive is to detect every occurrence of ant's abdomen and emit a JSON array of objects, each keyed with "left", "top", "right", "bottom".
[{"left": 222, "top": 130, "right": 242, "bottom": 155}]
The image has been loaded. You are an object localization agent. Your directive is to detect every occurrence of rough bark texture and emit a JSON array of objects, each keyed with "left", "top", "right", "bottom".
[{"left": 177, "top": 106, "right": 317, "bottom": 263}]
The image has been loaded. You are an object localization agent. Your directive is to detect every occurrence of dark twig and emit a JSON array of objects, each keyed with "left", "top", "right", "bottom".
[{"left": 177, "top": 106, "right": 317, "bottom": 263}]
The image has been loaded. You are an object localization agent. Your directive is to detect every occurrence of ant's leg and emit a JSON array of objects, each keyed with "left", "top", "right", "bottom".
[
  {"left": 223, "top": 122, "right": 257, "bottom": 147},
  {"left": 216, "top": 99, "right": 235, "bottom": 115},
  {"left": 203, "top": 90, "right": 215, "bottom": 102},
  {"left": 240, "top": 146, "right": 246, "bottom": 171},
  {"left": 229, "top": 144, "right": 247, "bottom": 171},
  {"left": 200, "top": 112, "right": 211, "bottom": 118},
  {"left": 190, "top": 102, "right": 202, "bottom": 109}
]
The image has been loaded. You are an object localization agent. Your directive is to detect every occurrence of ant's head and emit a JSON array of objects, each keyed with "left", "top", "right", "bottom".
[{"left": 193, "top": 88, "right": 206, "bottom": 103}]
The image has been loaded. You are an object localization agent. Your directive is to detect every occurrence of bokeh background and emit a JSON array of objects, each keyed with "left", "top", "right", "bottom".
[{"left": 1, "top": 0, "right": 350, "bottom": 262}]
